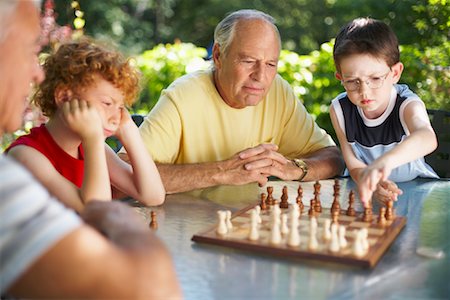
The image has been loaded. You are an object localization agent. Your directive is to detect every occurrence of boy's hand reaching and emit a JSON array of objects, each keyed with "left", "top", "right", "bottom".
[
  {"left": 61, "top": 99, "right": 104, "bottom": 142},
  {"left": 373, "top": 180, "right": 403, "bottom": 205},
  {"left": 357, "top": 159, "right": 402, "bottom": 207}
]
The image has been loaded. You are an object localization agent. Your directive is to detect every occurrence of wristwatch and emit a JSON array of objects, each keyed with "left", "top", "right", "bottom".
[{"left": 292, "top": 158, "right": 308, "bottom": 181}]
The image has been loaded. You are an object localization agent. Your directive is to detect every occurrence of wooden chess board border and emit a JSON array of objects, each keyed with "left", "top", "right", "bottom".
[{"left": 192, "top": 203, "right": 406, "bottom": 268}]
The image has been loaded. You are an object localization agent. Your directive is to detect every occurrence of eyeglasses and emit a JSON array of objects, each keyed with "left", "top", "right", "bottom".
[{"left": 341, "top": 71, "right": 391, "bottom": 91}]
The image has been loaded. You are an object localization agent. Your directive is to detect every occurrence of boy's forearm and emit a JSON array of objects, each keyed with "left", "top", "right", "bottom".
[
  {"left": 118, "top": 128, "right": 166, "bottom": 204},
  {"left": 81, "top": 139, "right": 112, "bottom": 203}
]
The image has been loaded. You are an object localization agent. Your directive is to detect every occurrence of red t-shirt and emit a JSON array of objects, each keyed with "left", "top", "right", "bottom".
[{"left": 6, "top": 124, "right": 85, "bottom": 188}]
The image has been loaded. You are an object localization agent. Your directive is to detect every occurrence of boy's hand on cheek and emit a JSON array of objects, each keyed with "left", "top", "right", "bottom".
[
  {"left": 62, "top": 99, "right": 104, "bottom": 141},
  {"left": 114, "top": 108, "right": 138, "bottom": 141}
]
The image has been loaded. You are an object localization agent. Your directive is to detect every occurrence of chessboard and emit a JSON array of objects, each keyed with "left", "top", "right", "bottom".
[{"left": 192, "top": 180, "right": 406, "bottom": 268}]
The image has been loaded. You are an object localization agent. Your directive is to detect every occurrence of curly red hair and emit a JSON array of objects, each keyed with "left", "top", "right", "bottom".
[{"left": 33, "top": 37, "right": 140, "bottom": 117}]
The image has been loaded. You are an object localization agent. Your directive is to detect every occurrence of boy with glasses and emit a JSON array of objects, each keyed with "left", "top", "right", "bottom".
[{"left": 329, "top": 17, "right": 438, "bottom": 207}]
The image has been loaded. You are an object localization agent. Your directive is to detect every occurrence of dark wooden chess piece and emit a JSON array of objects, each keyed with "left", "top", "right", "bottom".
[
  {"left": 346, "top": 190, "right": 356, "bottom": 217},
  {"left": 149, "top": 211, "right": 158, "bottom": 229},
  {"left": 279, "top": 185, "right": 289, "bottom": 209},
  {"left": 260, "top": 193, "right": 267, "bottom": 210}
]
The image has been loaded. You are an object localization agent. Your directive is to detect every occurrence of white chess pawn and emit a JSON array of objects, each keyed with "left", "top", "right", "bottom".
[
  {"left": 308, "top": 217, "right": 319, "bottom": 250},
  {"left": 270, "top": 218, "right": 282, "bottom": 245},
  {"left": 226, "top": 210, "right": 233, "bottom": 230},
  {"left": 255, "top": 205, "right": 262, "bottom": 224},
  {"left": 310, "top": 216, "right": 318, "bottom": 231},
  {"left": 352, "top": 230, "right": 365, "bottom": 257},
  {"left": 338, "top": 225, "right": 347, "bottom": 248},
  {"left": 281, "top": 214, "right": 289, "bottom": 235},
  {"left": 248, "top": 209, "right": 260, "bottom": 241},
  {"left": 287, "top": 216, "right": 300, "bottom": 247},
  {"left": 272, "top": 205, "right": 281, "bottom": 224},
  {"left": 323, "top": 219, "right": 331, "bottom": 241},
  {"left": 360, "top": 228, "right": 369, "bottom": 252},
  {"left": 216, "top": 210, "right": 228, "bottom": 235},
  {"left": 289, "top": 204, "right": 300, "bottom": 221},
  {"left": 329, "top": 223, "right": 340, "bottom": 253}
]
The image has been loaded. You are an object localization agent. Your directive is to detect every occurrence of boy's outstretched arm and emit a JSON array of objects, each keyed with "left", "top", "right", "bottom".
[
  {"left": 366, "top": 101, "right": 437, "bottom": 176},
  {"left": 107, "top": 109, "right": 165, "bottom": 205},
  {"left": 330, "top": 105, "right": 402, "bottom": 206}
]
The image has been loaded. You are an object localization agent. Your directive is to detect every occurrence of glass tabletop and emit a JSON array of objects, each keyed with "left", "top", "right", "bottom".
[{"left": 133, "top": 178, "right": 450, "bottom": 300}]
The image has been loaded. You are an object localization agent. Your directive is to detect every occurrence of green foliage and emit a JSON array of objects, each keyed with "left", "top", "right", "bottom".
[
  {"left": 134, "top": 43, "right": 210, "bottom": 112},
  {"left": 400, "top": 42, "right": 450, "bottom": 111}
]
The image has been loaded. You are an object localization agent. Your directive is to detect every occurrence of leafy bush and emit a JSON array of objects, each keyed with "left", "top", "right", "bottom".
[{"left": 134, "top": 42, "right": 210, "bottom": 113}]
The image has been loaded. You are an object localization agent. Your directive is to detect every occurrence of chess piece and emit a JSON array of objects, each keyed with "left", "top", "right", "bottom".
[
  {"left": 360, "top": 228, "right": 369, "bottom": 252},
  {"left": 270, "top": 217, "right": 282, "bottom": 245},
  {"left": 329, "top": 223, "right": 340, "bottom": 253},
  {"left": 323, "top": 218, "right": 332, "bottom": 241},
  {"left": 248, "top": 209, "right": 260, "bottom": 241},
  {"left": 362, "top": 206, "right": 373, "bottom": 223},
  {"left": 378, "top": 207, "right": 387, "bottom": 226},
  {"left": 260, "top": 193, "right": 267, "bottom": 210},
  {"left": 313, "top": 181, "right": 322, "bottom": 213},
  {"left": 308, "top": 217, "right": 319, "bottom": 250},
  {"left": 267, "top": 186, "right": 275, "bottom": 205},
  {"left": 216, "top": 210, "right": 228, "bottom": 235},
  {"left": 338, "top": 225, "right": 347, "bottom": 248},
  {"left": 255, "top": 205, "right": 262, "bottom": 224},
  {"left": 331, "top": 209, "right": 339, "bottom": 225},
  {"left": 149, "top": 211, "right": 158, "bottom": 229},
  {"left": 333, "top": 178, "right": 341, "bottom": 196},
  {"left": 281, "top": 213, "right": 289, "bottom": 235},
  {"left": 289, "top": 203, "right": 300, "bottom": 221},
  {"left": 272, "top": 204, "right": 281, "bottom": 224},
  {"left": 279, "top": 186, "right": 289, "bottom": 209},
  {"left": 308, "top": 199, "right": 316, "bottom": 217},
  {"left": 385, "top": 200, "right": 394, "bottom": 221},
  {"left": 346, "top": 190, "right": 356, "bottom": 217},
  {"left": 226, "top": 210, "right": 233, "bottom": 230},
  {"left": 331, "top": 194, "right": 340, "bottom": 214},
  {"left": 287, "top": 215, "right": 300, "bottom": 247},
  {"left": 352, "top": 230, "right": 365, "bottom": 257},
  {"left": 296, "top": 184, "right": 304, "bottom": 210}
]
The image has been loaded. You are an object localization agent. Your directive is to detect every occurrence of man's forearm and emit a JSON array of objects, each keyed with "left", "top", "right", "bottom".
[
  {"left": 302, "top": 146, "right": 345, "bottom": 181},
  {"left": 157, "top": 162, "right": 223, "bottom": 194}
]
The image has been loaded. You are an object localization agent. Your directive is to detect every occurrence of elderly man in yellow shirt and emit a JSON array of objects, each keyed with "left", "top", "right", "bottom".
[{"left": 121, "top": 9, "right": 344, "bottom": 194}]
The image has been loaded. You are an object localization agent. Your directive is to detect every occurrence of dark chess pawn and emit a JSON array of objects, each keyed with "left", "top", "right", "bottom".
[
  {"left": 260, "top": 193, "right": 267, "bottom": 210},
  {"left": 346, "top": 190, "right": 356, "bottom": 217},
  {"left": 385, "top": 200, "right": 394, "bottom": 220},
  {"left": 378, "top": 207, "right": 387, "bottom": 226},
  {"left": 267, "top": 186, "right": 275, "bottom": 205},
  {"left": 362, "top": 206, "right": 373, "bottom": 223},
  {"left": 296, "top": 186, "right": 304, "bottom": 213},
  {"left": 308, "top": 199, "right": 316, "bottom": 217},
  {"left": 149, "top": 211, "right": 158, "bottom": 229}
]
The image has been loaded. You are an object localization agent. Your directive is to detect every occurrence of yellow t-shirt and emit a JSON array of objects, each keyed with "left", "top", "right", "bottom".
[{"left": 138, "top": 69, "right": 335, "bottom": 164}]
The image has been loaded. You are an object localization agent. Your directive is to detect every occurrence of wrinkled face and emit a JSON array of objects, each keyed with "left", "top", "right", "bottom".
[
  {"left": 336, "top": 53, "right": 403, "bottom": 119},
  {"left": 76, "top": 76, "right": 126, "bottom": 137},
  {"left": 213, "top": 19, "right": 280, "bottom": 109},
  {"left": 0, "top": 2, "right": 44, "bottom": 135}
]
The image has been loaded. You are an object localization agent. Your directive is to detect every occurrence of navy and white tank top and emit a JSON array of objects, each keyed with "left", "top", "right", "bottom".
[{"left": 331, "top": 84, "right": 438, "bottom": 182}]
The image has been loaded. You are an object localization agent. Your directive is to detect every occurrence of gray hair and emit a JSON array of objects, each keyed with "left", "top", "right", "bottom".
[
  {"left": 213, "top": 9, "right": 280, "bottom": 56},
  {"left": 0, "top": 0, "right": 41, "bottom": 44}
]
